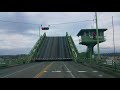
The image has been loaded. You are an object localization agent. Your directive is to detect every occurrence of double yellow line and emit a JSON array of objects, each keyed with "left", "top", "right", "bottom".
[{"left": 34, "top": 62, "right": 54, "bottom": 78}]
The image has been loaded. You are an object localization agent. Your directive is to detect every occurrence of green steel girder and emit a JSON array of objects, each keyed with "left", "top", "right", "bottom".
[
  {"left": 35, "top": 36, "right": 47, "bottom": 58},
  {"left": 69, "top": 36, "right": 79, "bottom": 55},
  {"left": 28, "top": 33, "right": 46, "bottom": 62},
  {"left": 66, "top": 33, "right": 79, "bottom": 62},
  {"left": 66, "top": 35, "right": 72, "bottom": 57},
  {"left": 29, "top": 33, "right": 46, "bottom": 55}
]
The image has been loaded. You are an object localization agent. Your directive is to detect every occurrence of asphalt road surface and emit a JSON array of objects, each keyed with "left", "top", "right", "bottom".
[
  {"left": 0, "top": 61, "right": 117, "bottom": 78},
  {"left": 36, "top": 37, "right": 71, "bottom": 61}
]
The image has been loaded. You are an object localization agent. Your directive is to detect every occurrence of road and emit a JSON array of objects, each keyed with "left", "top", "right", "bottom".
[{"left": 0, "top": 61, "right": 117, "bottom": 78}]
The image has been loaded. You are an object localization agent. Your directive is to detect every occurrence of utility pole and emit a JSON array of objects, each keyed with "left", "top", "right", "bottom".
[
  {"left": 95, "top": 12, "right": 101, "bottom": 63},
  {"left": 39, "top": 25, "right": 42, "bottom": 37},
  {"left": 39, "top": 26, "right": 40, "bottom": 37},
  {"left": 112, "top": 16, "right": 116, "bottom": 66}
]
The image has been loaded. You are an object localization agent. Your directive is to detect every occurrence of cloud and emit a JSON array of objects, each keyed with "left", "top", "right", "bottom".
[
  {"left": 0, "top": 33, "right": 36, "bottom": 49},
  {"left": 93, "top": 12, "right": 120, "bottom": 53}
]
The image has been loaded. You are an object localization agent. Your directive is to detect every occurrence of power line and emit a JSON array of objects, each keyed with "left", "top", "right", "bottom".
[
  {"left": 0, "top": 15, "right": 26, "bottom": 19},
  {"left": 50, "top": 20, "right": 94, "bottom": 26},
  {"left": 0, "top": 19, "right": 40, "bottom": 25},
  {"left": 0, "top": 19, "right": 94, "bottom": 27},
  {"left": 0, "top": 12, "right": 105, "bottom": 27}
]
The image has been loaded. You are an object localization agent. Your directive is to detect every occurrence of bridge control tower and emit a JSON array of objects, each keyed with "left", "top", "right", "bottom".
[{"left": 77, "top": 29, "right": 107, "bottom": 59}]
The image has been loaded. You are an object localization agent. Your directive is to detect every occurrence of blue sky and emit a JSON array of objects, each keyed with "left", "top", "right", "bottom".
[{"left": 0, "top": 12, "right": 120, "bottom": 55}]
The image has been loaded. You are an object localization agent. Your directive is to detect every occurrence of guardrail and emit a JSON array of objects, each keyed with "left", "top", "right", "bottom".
[
  {"left": 28, "top": 33, "right": 46, "bottom": 62},
  {"left": 77, "top": 58, "right": 120, "bottom": 75}
]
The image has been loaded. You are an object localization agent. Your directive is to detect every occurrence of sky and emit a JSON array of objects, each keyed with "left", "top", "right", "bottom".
[{"left": 0, "top": 12, "right": 120, "bottom": 55}]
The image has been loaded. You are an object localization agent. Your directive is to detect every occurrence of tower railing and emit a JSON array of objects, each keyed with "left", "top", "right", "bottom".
[{"left": 80, "top": 36, "right": 106, "bottom": 43}]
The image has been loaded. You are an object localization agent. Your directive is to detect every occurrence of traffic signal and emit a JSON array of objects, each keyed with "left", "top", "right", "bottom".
[{"left": 41, "top": 25, "right": 49, "bottom": 30}]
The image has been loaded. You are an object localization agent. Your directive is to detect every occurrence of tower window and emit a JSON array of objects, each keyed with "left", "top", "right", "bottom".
[{"left": 84, "top": 32, "right": 86, "bottom": 36}]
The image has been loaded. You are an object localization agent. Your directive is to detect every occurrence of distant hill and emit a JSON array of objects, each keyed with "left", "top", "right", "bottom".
[
  {"left": 95, "top": 53, "right": 120, "bottom": 56},
  {"left": 79, "top": 52, "right": 120, "bottom": 57},
  {"left": 0, "top": 54, "right": 27, "bottom": 59}
]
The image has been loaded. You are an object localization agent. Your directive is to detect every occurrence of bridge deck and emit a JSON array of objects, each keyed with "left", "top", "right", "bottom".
[{"left": 35, "top": 36, "right": 71, "bottom": 61}]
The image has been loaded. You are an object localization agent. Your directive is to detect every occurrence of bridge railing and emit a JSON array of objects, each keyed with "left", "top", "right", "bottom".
[
  {"left": 78, "top": 57, "right": 120, "bottom": 75},
  {"left": 66, "top": 32, "right": 79, "bottom": 62},
  {"left": 28, "top": 33, "right": 46, "bottom": 62}
]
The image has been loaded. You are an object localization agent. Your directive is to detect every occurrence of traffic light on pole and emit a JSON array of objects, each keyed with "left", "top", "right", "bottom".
[{"left": 41, "top": 25, "right": 49, "bottom": 30}]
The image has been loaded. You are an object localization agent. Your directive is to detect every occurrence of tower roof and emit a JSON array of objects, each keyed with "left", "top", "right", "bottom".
[{"left": 77, "top": 29, "right": 107, "bottom": 37}]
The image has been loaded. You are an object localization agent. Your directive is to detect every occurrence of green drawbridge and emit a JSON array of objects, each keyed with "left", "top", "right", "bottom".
[{"left": 28, "top": 32, "right": 79, "bottom": 62}]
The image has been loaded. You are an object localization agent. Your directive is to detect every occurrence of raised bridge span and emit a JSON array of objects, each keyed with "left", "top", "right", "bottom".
[
  {"left": 29, "top": 32, "right": 78, "bottom": 62},
  {"left": 36, "top": 36, "right": 72, "bottom": 61}
]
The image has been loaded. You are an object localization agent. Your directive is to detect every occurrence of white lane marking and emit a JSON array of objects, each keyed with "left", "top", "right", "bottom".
[
  {"left": 78, "top": 71, "right": 87, "bottom": 72},
  {"left": 98, "top": 75, "right": 103, "bottom": 77},
  {"left": 44, "top": 71, "right": 72, "bottom": 73},
  {"left": 1, "top": 63, "right": 43, "bottom": 78},
  {"left": 63, "top": 62, "right": 75, "bottom": 78},
  {"left": 66, "top": 71, "right": 71, "bottom": 72},
  {"left": 52, "top": 71, "right": 61, "bottom": 72},
  {"left": 44, "top": 71, "right": 47, "bottom": 72},
  {"left": 92, "top": 71, "right": 98, "bottom": 72}
]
